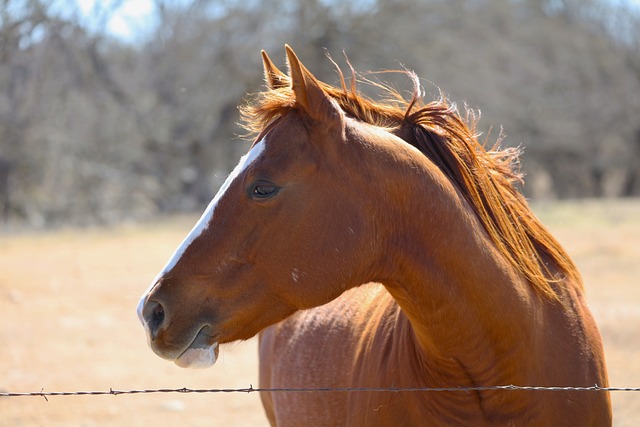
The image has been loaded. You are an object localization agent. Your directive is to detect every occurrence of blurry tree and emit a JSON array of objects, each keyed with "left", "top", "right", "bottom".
[
  {"left": 0, "top": 0, "right": 638, "bottom": 227},
  {"left": 0, "top": 0, "right": 146, "bottom": 225}
]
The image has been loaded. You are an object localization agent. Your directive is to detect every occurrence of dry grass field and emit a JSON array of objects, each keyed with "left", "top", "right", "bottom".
[{"left": 0, "top": 199, "right": 638, "bottom": 426}]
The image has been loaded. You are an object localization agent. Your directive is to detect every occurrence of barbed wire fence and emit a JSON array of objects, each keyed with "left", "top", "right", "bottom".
[{"left": 2, "top": 385, "right": 640, "bottom": 402}]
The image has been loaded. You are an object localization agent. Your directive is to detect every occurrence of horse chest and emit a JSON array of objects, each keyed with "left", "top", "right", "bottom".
[{"left": 258, "top": 284, "right": 483, "bottom": 426}]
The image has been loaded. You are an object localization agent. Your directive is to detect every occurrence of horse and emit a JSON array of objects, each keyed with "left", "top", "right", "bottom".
[{"left": 137, "top": 45, "right": 611, "bottom": 426}]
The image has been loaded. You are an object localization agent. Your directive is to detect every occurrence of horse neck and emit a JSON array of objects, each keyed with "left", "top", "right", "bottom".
[{"left": 363, "top": 132, "right": 546, "bottom": 388}]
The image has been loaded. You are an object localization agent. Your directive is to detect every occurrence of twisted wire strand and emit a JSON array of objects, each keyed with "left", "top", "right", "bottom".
[{"left": 2, "top": 385, "right": 639, "bottom": 401}]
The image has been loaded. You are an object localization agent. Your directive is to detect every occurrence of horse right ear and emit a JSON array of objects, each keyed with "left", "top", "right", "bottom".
[
  {"left": 285, "top": 45, "right": 343, "bottom": 128},
  {"left": 261, "top": 50, "right": 289, "bottom": 90}
]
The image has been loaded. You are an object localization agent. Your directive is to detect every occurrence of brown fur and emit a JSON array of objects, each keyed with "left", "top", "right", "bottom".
[
  {"left": 241, "top": 56, "right": 579, "bottom": 302},
  {"left": 139, "top": 46, "right": 611, "bottom": 426}
]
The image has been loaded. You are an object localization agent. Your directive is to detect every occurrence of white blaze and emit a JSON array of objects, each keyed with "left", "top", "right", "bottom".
[
  {"left": 137, "top": 139, "right": 266, "bottom": 325},
  {"left": 157, "top": 138, "right": 266, "bottom": 276}
]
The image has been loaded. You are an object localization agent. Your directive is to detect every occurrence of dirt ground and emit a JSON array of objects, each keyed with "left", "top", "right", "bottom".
[{"left": 0, "top": 199, "right": 638, "bottom": 426}]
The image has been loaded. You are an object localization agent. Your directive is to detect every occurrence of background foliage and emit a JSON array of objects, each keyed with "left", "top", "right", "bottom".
[{"left": 1, "top": 0, "right": 639, "bottom": 227}]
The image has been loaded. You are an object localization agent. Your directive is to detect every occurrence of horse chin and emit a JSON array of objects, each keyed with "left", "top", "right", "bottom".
[{"left": 174, "top": 326, "right": 220, "bottom": 369}]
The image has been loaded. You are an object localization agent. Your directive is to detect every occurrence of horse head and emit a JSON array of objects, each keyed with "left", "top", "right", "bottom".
[{"left": 137, "top": 46, "right": 384, "bottom": 368}]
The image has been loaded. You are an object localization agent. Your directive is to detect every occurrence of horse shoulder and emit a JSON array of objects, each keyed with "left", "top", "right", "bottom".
[{"left": 258, "top": 283, "right": 394, "bottom": 426}]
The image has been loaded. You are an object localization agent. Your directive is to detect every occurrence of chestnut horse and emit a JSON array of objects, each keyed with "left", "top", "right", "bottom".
[{"left": 137, "top": 46, "right": 611, "bottom": 425}]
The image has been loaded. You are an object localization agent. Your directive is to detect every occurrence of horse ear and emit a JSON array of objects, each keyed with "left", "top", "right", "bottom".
[
  {"left": 285, "top": 45, "right": 342, "bottom": 126},
  {"left": 261, "top": 50, "right": 289, "bottom": 89}
]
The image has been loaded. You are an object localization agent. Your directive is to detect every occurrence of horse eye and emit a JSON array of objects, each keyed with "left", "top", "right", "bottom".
[{"left": 251, "top": 182, "right": 279, "bottom": 199}]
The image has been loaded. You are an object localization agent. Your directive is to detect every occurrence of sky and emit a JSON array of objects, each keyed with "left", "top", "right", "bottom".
[{"left": 76, "top": 0, "right": 156, "bottom": 42}]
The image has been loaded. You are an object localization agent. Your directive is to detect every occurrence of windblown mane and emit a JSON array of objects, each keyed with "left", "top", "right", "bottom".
[{"left": 240, "top": 65, "right": 581, "bottom": 301}]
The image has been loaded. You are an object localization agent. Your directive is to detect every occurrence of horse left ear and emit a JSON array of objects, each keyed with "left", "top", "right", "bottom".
[
  {"left": 261, "top": 50, "right": 289, "bottom": 89},
  {"left": 285, "top": 45, "right": 343, "bottom": 127}
]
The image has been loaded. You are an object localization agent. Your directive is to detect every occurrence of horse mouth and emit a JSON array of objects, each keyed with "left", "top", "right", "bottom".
[{"left": 174, "top": 326, "right": 220, "bottom": 369}]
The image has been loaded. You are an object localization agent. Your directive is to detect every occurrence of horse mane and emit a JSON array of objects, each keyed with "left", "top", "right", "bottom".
[{"left": 240, "top": 64, "right": 582, "bottom": 301}]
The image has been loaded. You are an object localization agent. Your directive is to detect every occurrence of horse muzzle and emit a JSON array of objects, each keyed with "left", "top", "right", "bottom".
[{"left": 138, "top": 293, "right": 219, "bottom": 369}]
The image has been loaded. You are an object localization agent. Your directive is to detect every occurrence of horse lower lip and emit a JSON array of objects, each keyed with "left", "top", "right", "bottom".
[
  {"left": 175, "top": 344, "right": 219, "bottom": 368},
  {"left": 175, "top": 328, "right": 219, "bottom": 369}
]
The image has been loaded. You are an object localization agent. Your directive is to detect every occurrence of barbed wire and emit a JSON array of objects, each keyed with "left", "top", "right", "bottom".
[{"left": 2, "top": 385, "right": 640, "bottom": 401}]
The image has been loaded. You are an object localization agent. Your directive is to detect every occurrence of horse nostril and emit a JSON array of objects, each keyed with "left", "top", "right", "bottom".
[{"left": 143, "top": 301, "right": 165, "bottom": 340}]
